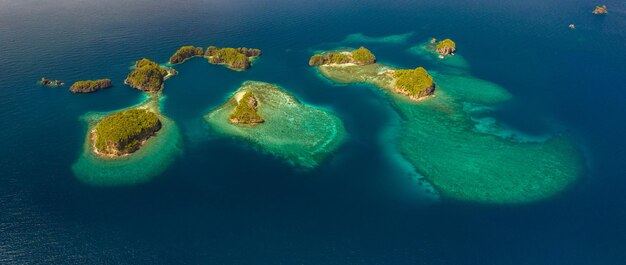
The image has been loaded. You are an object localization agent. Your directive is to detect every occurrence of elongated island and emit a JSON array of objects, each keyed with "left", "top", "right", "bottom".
[
  {"left": 311, "top": 47, "right": 582, "bottom": 203},
  {"left": 205, "top": 81, "right": 345, "bottom": 169},
  {"left": 169, "top": 46, "right": 204, "bottom": 64},
  {"left": 69, "top": 79, "right": 112, "bottom": 93},
  {"left": 205, "top": 46, "right": 261, "bottom": 70},
  {"left": 310, "top": 47, "right": 436, "bottom": 101}
]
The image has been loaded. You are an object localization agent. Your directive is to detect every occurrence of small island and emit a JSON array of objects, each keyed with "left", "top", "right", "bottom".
[
  {"left": 392, "top": 67, "right": 435, "bottom": 101},
  {"left": 69, "top": 79, "right": 112, "bottom": 93},
  {"left": 310, "top": 48, "right": 435, "bottom": 101},
  {"left": 205, "top": 81, "right": 345, "bottom": 169},
  {"left": 39, "top": 77, "right": 64, "bottom": 87},
  {"left": 92, "top": 108, "right": 162, "bottom": 157},
  {"left": 205, "top": 46, "right": 261, "bottom": 71},
  {"left": 125, "top": 58, "right": 173, "bottom": 93},
  {"left": 436, "top": 39, "right": 456, "bottom": 56},
  {"left": 309, "top": 46, "right": 376, "bottom": 66},
  {"left": 169, "top": 46, "right": 204, "bottom": 64},
  {"left": 592, "top": 5, "right": 608, "bottom": 15},
  {"left": 229, "top": 91, "right": 264, "bottom": 124}
]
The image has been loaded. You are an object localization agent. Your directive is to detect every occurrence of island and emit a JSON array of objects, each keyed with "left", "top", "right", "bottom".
[
  {"left": 392, "top": 67, "right": 435, "bottom": 101},
  {"left": 435, "top": 39, "right": 456, "bottom": 56},
  {"left": 205, "top": 81, "right": 346, "bottom": 169},
  {"left": 311, "top": 47, "right": 582, "bottom": 204},
  {"left": 72, "top": 95, "right": 183, "bottom": 186},
  {"left": 169, "top": 46, "right": 204, "bottom": 64},
  {"left": 310, "top": 48, "right": 435, "bottom": 101},
  {"left": 125, "top": 58, "right": 174, "bottom": 93},
  {"left": 229, "top": 91, "right": 264, "bottom": 124},
  {"left": 205, "top": 46, "right": 261, "bottom": 71},
  {"left": 308, "top": 46, "right": 376, "bottom": 66},
  {"left": 39, "top": 77, "right": 64, "bottom": 87},
  {"left": 592, "top": 5, "right": 608, "bottom": 15},
  {"left": 69, "top": 79, "right": 112, "bottom": 93},
  {"left": 91, "top": 108, "right": 161, "bottom": 157}
]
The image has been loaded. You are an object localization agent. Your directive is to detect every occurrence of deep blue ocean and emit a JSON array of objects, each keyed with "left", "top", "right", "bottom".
[{"left": 1, "top": 0, "right": 625, "bottom": 264}]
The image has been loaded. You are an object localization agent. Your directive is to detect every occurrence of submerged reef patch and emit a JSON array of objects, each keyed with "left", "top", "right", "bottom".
[
  {"left": 204, "top": 81, "right": 346, "bottom": 169},
  {"left": 314, "top": 60, "right": 582, "bottom": 204}
]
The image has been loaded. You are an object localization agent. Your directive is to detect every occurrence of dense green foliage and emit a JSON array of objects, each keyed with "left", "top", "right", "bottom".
[
  {"left": 70, "top": 79, "right": 112, "bottom": 93},
  {"left": 229, "top": 92, "right": 264, "bottom": 124},
  {"left": 94, "top": 109, "right": 161, "bottom": 154},
  {"left": 351, "top": 47, "right": 376, "bottom": 64},
  {"left": 125, "top": 59, "right": 168, "bottom": 92},
  {"left": 436, "top": 39, "right": 456, "bottom": 51},
  {"left": 169, "top": 46, "right": 204, "bottom": 64},
  {"left": 393, "top": 67, "right": 435, "bottom": 98},
  {"left": 205, "top": 46, "right": 261, "bottom": 70},
  {"left": 309, "top": 47, "right": 376, "bottom": 66}
]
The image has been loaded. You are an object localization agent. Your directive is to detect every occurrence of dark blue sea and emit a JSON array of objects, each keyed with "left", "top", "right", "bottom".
[{"left": 1, "top": 0, "right": 625, "bottom": 264}]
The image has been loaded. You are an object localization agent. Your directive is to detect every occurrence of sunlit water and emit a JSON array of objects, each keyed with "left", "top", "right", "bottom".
[{"left": 1, "top": 0, "right": 625, "bottom": 264}]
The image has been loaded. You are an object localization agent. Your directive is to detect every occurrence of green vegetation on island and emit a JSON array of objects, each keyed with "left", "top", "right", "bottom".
[
  {"left": 229, "top": 91, "right": 264, "bottom": 124},
  {"left": 205, "top": 46, "right": 262, "bottom": 70},
  {"left": 436, "top": 39, "right": 456, "bottom": 55},
  {"left": 69, "top": 79, "right": 112, "bottom": 93},
  {"left": 313, "top": 51, "right": 582, "bottom": 204},
  {"left": 125, "top": 58, "right": 170, "bottom": 93},
  {"left": 592, "top": 5, "right": 607, "bottom": 15},
  {"left": 93, "top": 108, "right": 161, "bottom": 157},
  {"left": 309, "top": 46, "right": 376, "bottom": 66},
  {"left": 312, "top": 50, "right": 435, "bottom": 102},
  {"left": 392, "top": 67, "right": 435, "bottom": 100},
  {"left": 169, "top": 46, "right": 204, "bottom": 64}
]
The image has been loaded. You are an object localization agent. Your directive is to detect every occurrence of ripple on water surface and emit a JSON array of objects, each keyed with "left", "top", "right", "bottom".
[
  {"left": 204, "top": 81, "right": 346, "bottom": 170},
  {"left": 71, "top": 96, "right": 183, "bottom": 186},
  {"left": 317, "top": 64, "right": 583, "bottom": 204}
]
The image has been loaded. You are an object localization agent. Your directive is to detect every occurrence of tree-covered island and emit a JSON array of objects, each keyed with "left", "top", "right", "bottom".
[
  {"left": 392, "top": 67, "right": 435, "bottom": 100},
  {"left": 229, "top": 91, "right": 264, "bottom": 124},
  {"left": 308, "top": 46, "right": 376, "bottom": 66},
  {"left": 310, "top": 48, "right": 435, "bottom": 101},
  {"left": 205, "top": 46, "right": 261, "bottom": 70},
  {"left": 435, "top": 39, "right": 456, "bottom": 56},
  {"left": 92, "top": 109, "right": 162, "bottom": 157},
  {"left": 124, "top": 58, "right": 173, "bottom": 93},
  {"left": 169, "top": 46, "right": 204, "bottom": 64},
  {"left": 69, "top": 79, "right": 112, "bottom": 93}
]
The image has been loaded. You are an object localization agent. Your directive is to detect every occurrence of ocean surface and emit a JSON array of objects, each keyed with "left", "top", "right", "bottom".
[{"left": 1, "top": 0, "right": 625, "bottom": 264}]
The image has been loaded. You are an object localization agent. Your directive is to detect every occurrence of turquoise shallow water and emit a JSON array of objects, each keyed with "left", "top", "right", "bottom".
[
  {"left": 1, "top": 0, "right": 625, "bottom": 264},
  {"left": 204, "top": 81, "right": 346, "bottom": 169},
  {"left": 316, "top": 62, "right": 582, "bottom": 203},
  {"left": 71, "top": 94, "right": 183, "bottom": 186}
]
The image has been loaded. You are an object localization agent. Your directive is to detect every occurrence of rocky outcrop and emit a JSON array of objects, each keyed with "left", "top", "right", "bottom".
[
  {"left": 436, "top": 39, "right": 456, "bottom": 55},
  {"left": 39, "top": 77, "right": 64, "bottom": 87},
  {"left": 592, "top": 5, "right": 608, "bottom": 15},
  {"left": 69, "top": 79, "right": 112, "bottom": 93}
]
